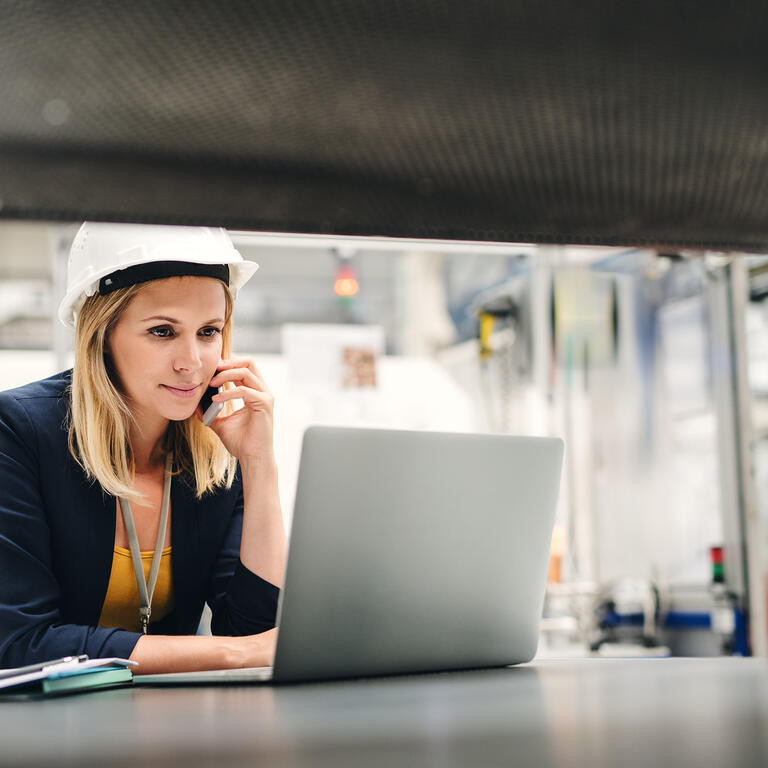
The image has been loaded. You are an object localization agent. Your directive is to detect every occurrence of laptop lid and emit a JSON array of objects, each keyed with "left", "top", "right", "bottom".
[{"left": 272, "top": 427, "right": 564, "bottom": 683}]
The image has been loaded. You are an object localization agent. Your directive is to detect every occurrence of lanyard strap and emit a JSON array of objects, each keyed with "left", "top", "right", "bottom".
[{"left": 118, "top": 453, "right": 173, "bottom": 634}]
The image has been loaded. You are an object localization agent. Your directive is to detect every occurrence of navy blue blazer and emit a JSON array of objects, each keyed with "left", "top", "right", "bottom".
[{"left": 0, "top": 370, "right": 279, "bottom": 668}]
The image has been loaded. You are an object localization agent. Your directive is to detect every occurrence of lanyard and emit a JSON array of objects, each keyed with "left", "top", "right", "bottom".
[{"left": 118, "top": 453, "right": 172, "bottom": 634}]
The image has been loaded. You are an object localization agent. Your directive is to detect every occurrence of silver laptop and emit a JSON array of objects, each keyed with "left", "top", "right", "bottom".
[{"left": 134, "top": 426, "right": 563, "bottom": 685}]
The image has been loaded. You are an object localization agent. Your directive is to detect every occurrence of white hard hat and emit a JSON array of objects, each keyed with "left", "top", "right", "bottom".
[{"left": 58, "top": 222, "right": 259, "bottom": 328}]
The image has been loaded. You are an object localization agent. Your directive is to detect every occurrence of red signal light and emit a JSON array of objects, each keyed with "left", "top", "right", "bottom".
[{"left": 334, "top": 265, "right": 359, "bottom": 297}]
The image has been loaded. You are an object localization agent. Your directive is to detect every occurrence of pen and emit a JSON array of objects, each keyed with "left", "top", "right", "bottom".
[{"left": 0, "top": 654, "right": 88, "bottom": 681}]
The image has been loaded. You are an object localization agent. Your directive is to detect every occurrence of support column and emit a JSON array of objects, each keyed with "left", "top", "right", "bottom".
[{"left": 708, "top": 257, "right": 767, "bottom": 656}]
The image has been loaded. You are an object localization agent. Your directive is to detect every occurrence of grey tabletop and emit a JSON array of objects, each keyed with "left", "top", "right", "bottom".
[{"left": 1, "top": 658, "right": 767, "bottom": 767}]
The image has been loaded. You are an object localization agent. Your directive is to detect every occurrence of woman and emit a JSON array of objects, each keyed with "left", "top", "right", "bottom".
[{"left": 0, "top": 222, "right": 286, "bottom": 673}]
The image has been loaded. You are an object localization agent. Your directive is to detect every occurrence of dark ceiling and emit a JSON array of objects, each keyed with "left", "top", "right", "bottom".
[{"left": 2, "top": 1, "right": 768, "bottom": 250}]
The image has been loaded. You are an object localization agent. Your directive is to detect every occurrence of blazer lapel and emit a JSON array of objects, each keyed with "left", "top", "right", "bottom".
[
  {"left": 84, "top": 481, "right": 116, "bottom": 626},
  {"left": 170, "top": 473, "right": 200, "bottom": 632}
]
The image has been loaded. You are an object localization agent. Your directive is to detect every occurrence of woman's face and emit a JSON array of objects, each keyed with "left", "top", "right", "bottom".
[{"left": 107, "top": 276, "right": 227, "bottom": 423}]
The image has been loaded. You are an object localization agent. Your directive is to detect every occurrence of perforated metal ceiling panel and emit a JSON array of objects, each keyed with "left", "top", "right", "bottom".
[{"left": 1, "top": 1, "right": 768, "bottom": 249}]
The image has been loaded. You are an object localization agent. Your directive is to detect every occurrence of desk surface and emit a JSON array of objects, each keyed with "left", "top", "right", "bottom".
[{"left": 2, "top": 658, "right": 767, "bottom": 767}]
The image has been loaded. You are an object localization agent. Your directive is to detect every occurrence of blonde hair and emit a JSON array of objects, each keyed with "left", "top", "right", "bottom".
[{"left": 66, "top": 280, "right": 237, "bottom": 502}]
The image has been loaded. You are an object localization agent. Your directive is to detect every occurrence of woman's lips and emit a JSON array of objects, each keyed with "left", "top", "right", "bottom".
[{"left": 162, "top": 384, "right": 201, "bottom": 399}]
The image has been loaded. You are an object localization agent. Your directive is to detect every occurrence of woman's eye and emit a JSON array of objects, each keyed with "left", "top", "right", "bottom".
[
  {"left": 148, "top": 326, "right": 174, "bottom": 338},
  {"left": 199, "top": 327, "right": 222, "bottom": 338}
]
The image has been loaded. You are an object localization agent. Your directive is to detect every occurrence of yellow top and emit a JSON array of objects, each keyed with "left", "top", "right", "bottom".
[{"left": 98, "top": 546, "right": 174, "bottom": 632}]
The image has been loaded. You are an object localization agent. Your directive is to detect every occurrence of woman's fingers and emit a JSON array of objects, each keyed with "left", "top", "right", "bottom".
[
  {"left": 211, "top": 360, "right": 269, "bottom": 392},
  {"left": 216, "top": 358, "right": 264, "bottom": 379},
  {"left": 213, "top": 384, "right": 274, "bottom": 410},
  {"left": 211, "top": 364, "right": 270, "bottom": 394},
  {"left": 211, "top": 366, "right": 257, "bottom": 386}
]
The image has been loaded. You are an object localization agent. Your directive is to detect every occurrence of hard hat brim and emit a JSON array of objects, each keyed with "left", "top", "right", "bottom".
[{"left": 58, "top": 257, "right": 258, "bottom": 329}]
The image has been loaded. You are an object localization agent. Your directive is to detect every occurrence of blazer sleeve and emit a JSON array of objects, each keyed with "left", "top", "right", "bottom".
[
  {"left": 0, "top": 391, "right": 141, "bottom": 668},
  {"left": 207, "top": 468, "right": 280, "bottom": 636}
]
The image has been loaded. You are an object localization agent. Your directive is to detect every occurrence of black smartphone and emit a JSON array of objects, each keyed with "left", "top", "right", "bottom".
[{"left": 199, "top": 384, "right": 223, "bottom": 426}]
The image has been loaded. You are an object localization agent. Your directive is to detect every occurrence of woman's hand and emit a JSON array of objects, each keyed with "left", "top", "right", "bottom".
[
  {"left": 234, "top": 627, "right": 279, "bottom": 668},
  {"left": 198, "top": 358, "right": 276, "bottom": 467},
  {"left": 129, "top": 629, "right": 279, "bottom": 674},
  {"left": 200, "top": 356, "right": 286, "bottom": 588}
]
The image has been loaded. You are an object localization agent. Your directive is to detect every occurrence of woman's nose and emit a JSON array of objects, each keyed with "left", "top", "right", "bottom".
[{"left": 173, "top": 336, "right": 202, "bottom": 371}]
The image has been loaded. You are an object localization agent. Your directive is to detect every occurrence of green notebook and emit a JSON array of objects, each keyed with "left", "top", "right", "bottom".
[{"left": 41, "top": 667, "right": 133, "bottom": 695}]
